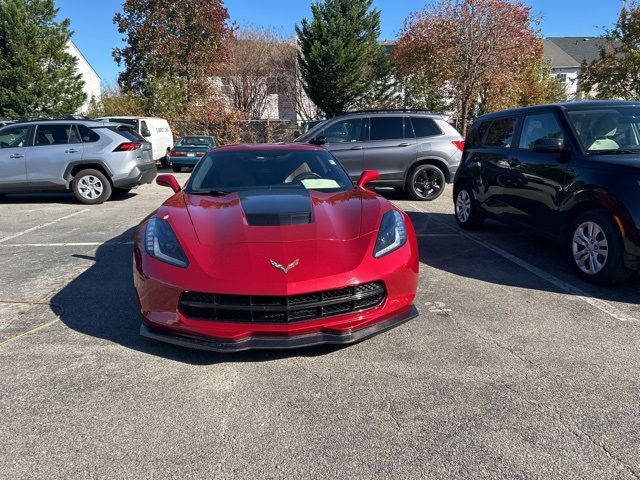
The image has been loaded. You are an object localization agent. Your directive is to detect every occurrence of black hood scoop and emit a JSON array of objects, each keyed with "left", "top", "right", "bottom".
[{"left": 239, "top": 189, "right": 313, "bottom": 226}]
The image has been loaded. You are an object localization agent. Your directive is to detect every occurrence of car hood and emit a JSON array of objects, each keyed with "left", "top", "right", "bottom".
[{"left": 154, "top": 188, "right": 388, "bottom": 290}]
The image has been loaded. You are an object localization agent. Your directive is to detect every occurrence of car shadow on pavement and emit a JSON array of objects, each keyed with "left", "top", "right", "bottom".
[
  {"left": 50, "top": 227, "right": 346, "bottom": 365},
  {"left": 407, "top": 210, "right": 640, "bottom": 307}
]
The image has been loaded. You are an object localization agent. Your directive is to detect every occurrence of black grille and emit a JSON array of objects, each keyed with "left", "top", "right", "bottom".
[{"left": 179, "top": 282, "right": 386, "bottom": 323}]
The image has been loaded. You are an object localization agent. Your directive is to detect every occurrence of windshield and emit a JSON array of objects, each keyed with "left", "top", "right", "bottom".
[
  {"left": 178, "top": 136, "right": 215, "bottom": 146},
  {"left": 187, "top": 149, "right": 353, "bottom": 194},
  {"left": 567, "top": 107, "right": 640, "bottom": 154}
]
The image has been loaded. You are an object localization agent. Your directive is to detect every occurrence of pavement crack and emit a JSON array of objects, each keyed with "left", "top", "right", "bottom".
[{"left": 504, "top": 383, "right": 640, "bottom": 479}]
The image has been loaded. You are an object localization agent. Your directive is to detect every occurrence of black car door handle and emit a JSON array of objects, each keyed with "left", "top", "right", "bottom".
[
  {"left": 398, "top": 143, "right": 411, "bottom": 147},
  {"left": 350, "top": 146, "right": 363, "bottom": 150},
  {"left": 10, "top": 153, "right": 24, "bottom": 159}
]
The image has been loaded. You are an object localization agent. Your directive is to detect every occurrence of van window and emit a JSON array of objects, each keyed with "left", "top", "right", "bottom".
[
  {"left": 484, "top": 117, "right": 517, "bottom": 148},
  {"left": 370, "top": 116, "right": 404, "bottom": 141},
  {"left": 140, "top": 120, "right": 151, "bottom": 137},
  {"left": 519, "top": 113, "right": 564, "bottom": 149},
  {"left": 410, "top": 117, "right": 442, "bottom": 138}
]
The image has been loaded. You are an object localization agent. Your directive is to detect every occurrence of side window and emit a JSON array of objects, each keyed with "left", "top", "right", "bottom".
[
  {"left": 369, "top": 116, "right": 404, "bottom": 141},
  {"left": 140, "top": 121, "right": 151, "bottom": 138},
  {"left": 77, "top": 125, "right": 100, "bottom": 143},
  {"left": 34, "top": 125, "right": 76, "bottom": 146},
  {"left": 410, "top": 117, "right": 442, "bottom": 138},
  {"left": 68, "top": 125, "right": 82, "bottom": 144},
  {"left": 323, "top": 118, "right": 363, "bottom": 143},
  {"left": 0, "top": 126, "right": 29, "bottom": 148},
  {"left": 518, "top": 112, "right": 565, "bottom": 150},
  {"left": 485, "top": 117, "right": 516, "bottom": 148}
]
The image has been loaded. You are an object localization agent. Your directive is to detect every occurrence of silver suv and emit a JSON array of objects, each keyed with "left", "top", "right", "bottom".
[
  {"left": 0, "top": 120, "right": 156, "bottom": 204},
  {"left": 295, "top": 110, "right": 464, "bottom": 200}
]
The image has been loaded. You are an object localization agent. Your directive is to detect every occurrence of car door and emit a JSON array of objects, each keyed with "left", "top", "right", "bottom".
[
  {"left": 26, "top": 124, "right": 84, "bottom": 189},
  {"left": 362, "top": 116, "right": 417, "bottom": 183},
  {"left": 500, "top": 111, "right": 568, "bottom": 235},
  {"left": 0, "top": 124, "right": 30, "bottom": 191},
  {"left": 321, "top": 117, "right": 365, "bottom": 180},
  {"left": 471, "top": 116, "right": 519, "bottom": 216}
]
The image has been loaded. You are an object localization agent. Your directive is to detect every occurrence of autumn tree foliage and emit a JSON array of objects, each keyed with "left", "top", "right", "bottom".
[
  {"left": 113, "top": 0, "right": 231, "bottom": 112},
  {"left": 581, "top": 1, "right": 640, "bottom": 99},
  {"left": 394, "top": 0, "right": 561, "bottom": 134}
]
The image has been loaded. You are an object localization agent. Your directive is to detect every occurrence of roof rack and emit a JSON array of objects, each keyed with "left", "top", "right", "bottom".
[
  {"left": 339, "top": 109, "right": 440, "bottom": 115},
  {"left": 14, "top": 115, "right": 94, "bottom": 123}
]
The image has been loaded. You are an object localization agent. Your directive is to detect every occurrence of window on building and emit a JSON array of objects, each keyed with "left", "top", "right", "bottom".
[{"left": 554, "top": 73, "right": 567, "bottom": 84}]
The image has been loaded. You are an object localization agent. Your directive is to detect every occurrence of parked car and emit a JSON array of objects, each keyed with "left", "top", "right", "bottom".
[
  {"left": 0, "top": 119, "right": 15, "bottom": 128},
  {"left": 94, "top": 116, "right": 174, "bottom": 167},
  {"left": 169, "top": 135, "right": 216, "bottom": 172},
  {"left": 295, "top": 110, "right": 464, "bottom": 201},
  {"left": 454, "top": 100, "right": 640, "bottom": 285},
  {"left": 134, "top": 144, "right": 419, "bottom": 352},
  {"left": 0, "top": 119, "right": 156, "bottom": 204}
]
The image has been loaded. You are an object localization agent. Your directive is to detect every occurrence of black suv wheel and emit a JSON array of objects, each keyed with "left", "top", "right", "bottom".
[
  {"left": 569, "top": 210, "right": 632, "bottom": 285},
  {"left": 454, "top": 183, "right": 484, "bottom": 229},
  {"left": 72, "top": 169, "right": 112, "bottom": 205},
  {"left": 407, "top": 164, "right": 446, "bottom": 201}
]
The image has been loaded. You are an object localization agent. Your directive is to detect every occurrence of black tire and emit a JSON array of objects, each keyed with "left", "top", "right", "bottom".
[
  {"left": 407, "top": 164, "right": 446, "bottom": 201},
  {"left": 160, "top": 149, "right": 172, "bottom": 168},
  {"left": 71, "top": 169, "right": 112, "bottom": 205},
  {"left": 172, "top": 164, "right": 183, "bottom": 173},
  {"left": 454, "top": 183, "right": 484, "bottom": 230},
  {"left": 568, "top": 210, "right": 632, "bottom": 285}
]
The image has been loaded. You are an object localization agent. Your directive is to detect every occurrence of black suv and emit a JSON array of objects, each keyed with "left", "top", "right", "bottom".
[{"left": 453, "top": 101, "right": 640, "bottom": 285}]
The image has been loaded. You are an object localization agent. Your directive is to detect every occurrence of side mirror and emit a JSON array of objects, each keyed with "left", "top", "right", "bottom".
[
  {"left": 310, "top": 135, "right": 326, "bottom": 146},
  {"left": 357, "top": 170, "right": 380, "bottom": 189},
  {"left": 532, "top": 137, "right": 565, "bottom": 153},
  {"left": 157, "top": 174, "right": 181, "bottom": 193}
]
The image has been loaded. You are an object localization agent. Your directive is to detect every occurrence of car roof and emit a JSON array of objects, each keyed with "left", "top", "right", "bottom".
[
  {"left": 12, "top": 119, "right": 119, "bottom": 127},
  {"left": 211, "top": 143, "right": 327, "bottom": 153},
  {"left": 475, "top": 100, "right": 640, "bottom": 123},
  {"left": 96, "top": 116, "right": 166, "bottom": 121},
  {"left": 333, "top": 110, "right": 443, "bottom": 119}
]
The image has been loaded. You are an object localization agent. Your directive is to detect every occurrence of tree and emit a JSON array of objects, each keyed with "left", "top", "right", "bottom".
[
  {"left": 394, "top": 0, "right": 544, "bottom": 135},
  {"left": 580, "top": 1, "right": 640, "bottom": 99},
  {"left": 87, "top": 84, "right": 148, "bottom": 118},
  {"left": 0, "top": 0, "right": 85, "bottom": 118},
  {"left": 296, "top": 0, "right": 397, "bottom": 117},
  {"left": 113, "top": 0, "right": 231, "bottom": 108}
]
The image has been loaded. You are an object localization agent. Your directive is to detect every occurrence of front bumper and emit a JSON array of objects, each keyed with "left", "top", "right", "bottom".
[
  {"left": 113, "top": 163, "right": 157, "bottom": 188},
  {"left": 140, "top": 304, "right": 418, "bottom": 352}
]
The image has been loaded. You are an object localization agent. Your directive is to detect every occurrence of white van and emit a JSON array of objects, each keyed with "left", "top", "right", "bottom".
[{"left": 95, "top": 117, "right": 174, "bottom": 166}]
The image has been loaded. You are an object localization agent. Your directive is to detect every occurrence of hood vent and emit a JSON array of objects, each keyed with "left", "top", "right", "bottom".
[{"left": 240, "top": 189, "right": 313, "bottom": 226}]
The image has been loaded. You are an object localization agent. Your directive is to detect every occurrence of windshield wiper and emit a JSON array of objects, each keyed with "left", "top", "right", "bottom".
[
  {"left": 588, "top": 148, "right": 640, "bottom": 155},
  {"left": 190, "top": 189, "right": 232, "bottom": 196}
]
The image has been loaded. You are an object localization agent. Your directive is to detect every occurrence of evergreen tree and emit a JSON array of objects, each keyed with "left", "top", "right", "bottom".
[
  {"left": 296, "top": 0, "right": 395, "bottom": 117},
  {"left": 0, "top": 0, "right": 85, "bottom": 118}
]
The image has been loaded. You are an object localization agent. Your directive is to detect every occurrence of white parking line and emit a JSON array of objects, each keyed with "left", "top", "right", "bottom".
[
  {"left": 0, "top": 241, "right": 133, "bottom": 247},
  {"left": 0, "top": 209, "right": 90, "bottom": 244},
  {"left": 409, "top": 203, "right": 639, "bottom": 323}
]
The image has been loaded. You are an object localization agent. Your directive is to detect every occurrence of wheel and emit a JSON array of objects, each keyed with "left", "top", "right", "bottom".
[
  {"left": 112, "top": 187, "right": 132, "bottom": 197},
  {"left": 160, "top": 149, "right": 171, "bottom": 168},
  {"left": 172, "top": 164, "right": 183, "bottom": 173},
  {"left": 71, "top": 169, "right": 112, "bottom": 205},
  {"left": 454, "top": 183, "right": 484, "bottom": 229},
  {"left": 407, "top": 164, "right": 446, "bottom": 201},
  {"left": 569, "top": 210, "right": 632, "bottom": 285}
]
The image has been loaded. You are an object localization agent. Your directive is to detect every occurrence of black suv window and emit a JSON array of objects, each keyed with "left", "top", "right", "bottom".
[
  {"left": 323, "top": 118, "right": 363, "bottom": 143},
  {"left": 78, "top": 125, "right": 100, "bottom": 143},
  {"left": 484, "top": 117, "right": 517, "bottom": 148},
  {"left": 410, "top": 117, "right": 442, "bottom": 138},
  {"left": 370, "top": 116, "right": 404, "bottom": 141},
  {"left": 0, "top": 125, "right": 29, "bottom": 148},
  {"left": 35, "top": 125, "right": 79, "bottom": 146},
  {"left": 519, "top": 113, "right": 564, "bottom": 149}
]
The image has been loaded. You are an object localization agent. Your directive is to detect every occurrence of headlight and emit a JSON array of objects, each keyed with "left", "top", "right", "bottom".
[
  {"left": 374, "top": 210, "right": 407, "bottom": 258},
  {"left": 145, "top": 217, "right": 189, "bottom": 267}
]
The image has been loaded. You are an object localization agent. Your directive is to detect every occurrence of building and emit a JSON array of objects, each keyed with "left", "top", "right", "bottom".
[
  {"left": 543, "top": 37, "right": 608, "bottom": 99},
  {"left": 65, "top": 40, "right": 101, "bottom": 114}
]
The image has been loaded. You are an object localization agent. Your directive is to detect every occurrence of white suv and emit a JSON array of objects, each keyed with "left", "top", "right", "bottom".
[{"left": 0, "top": 120, "right": 156, "bottom": 204}]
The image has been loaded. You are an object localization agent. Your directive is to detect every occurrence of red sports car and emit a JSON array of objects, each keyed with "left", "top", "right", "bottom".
[{"left": 134, "top": 144, "right": 418, "bottom": 352}]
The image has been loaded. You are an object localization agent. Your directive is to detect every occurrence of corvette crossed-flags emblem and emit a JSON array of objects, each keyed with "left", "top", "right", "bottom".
[{"left": 270, "top": 259, "right": 299, "bottom": 274}]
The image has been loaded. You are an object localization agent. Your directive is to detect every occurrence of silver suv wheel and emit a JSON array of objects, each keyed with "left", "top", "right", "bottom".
[{"left": 78, "top": 175, "right": 104, "bottom": 200}]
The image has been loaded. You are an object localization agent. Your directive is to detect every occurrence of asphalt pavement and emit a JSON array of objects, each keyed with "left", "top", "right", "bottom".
[{"left": 1, "top": 172, "right": 639, "bottom": 479}]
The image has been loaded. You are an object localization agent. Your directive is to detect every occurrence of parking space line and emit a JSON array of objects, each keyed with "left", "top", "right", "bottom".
[
  {"left": 0, "top": 209, "right": 90, "bottom": 244},
  {"left": 0, "top": 318, "right": 60, "bottom": 347},
  {"left": 0, "top": 241, "right": 133, "bottom": 247},
  {"left": 409, "top": 203, "right": 640, "bottom": 323}
]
